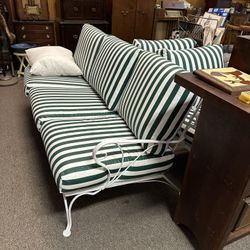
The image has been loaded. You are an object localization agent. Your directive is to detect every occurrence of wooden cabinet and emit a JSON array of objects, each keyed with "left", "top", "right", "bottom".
[
  {"left": 112, "top": 0, "right": 155, "bottom": 43},
  {"left": 13, "top": 21, "right": 58, "bottom": 46},
  {"left": 59, "top": 0, "right": 112, "bottom": 51},
  {"left": 173, "top": 72, "right": 250, "bottom": 250},
  {"left": 60, "top": 20, "right": 109, "bottom": 52}
]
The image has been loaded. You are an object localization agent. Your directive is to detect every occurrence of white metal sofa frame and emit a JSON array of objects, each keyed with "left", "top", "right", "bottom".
[
  {"left": 25, "top": 25, "right": 204, "bottom": 237},
  {"left": 62, "top": 101, "right": 202, "bottom": 237}
]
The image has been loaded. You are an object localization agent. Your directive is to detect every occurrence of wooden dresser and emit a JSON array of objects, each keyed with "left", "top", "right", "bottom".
[
  {"left": 13, "top": 20, "right": 58, "bottom": 46},
  {"left": 7, "top": 0, "right": 59, "bottom": 46},
  {"left": 59, "top": 0, "right": 112, "bottom": 51}
]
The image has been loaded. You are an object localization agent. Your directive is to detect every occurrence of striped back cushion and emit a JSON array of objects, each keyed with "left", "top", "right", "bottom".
[
  {"left": 133, "top": 38, "right": 197, "bottom": 53},
  {"left": 158, "top": 44, "right": 224, "bottom": 72},
  {"left": 74, "top": 24, "right": 107, "bottom": 81},
  {"left": 118, "top": 51, "right": 196, "bottom": 155},
  {"left": 88, "top": 36, "right": 140, "bottom": 110}
]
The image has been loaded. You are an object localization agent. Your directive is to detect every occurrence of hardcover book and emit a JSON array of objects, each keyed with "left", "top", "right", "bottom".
[{"left": 194, "top": 67, "right": 250, "bottom": 95}]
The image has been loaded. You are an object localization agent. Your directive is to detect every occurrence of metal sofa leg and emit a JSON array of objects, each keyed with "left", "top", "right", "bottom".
[{"left": 63, "top": 194, "right": 73, "bottom": 237}]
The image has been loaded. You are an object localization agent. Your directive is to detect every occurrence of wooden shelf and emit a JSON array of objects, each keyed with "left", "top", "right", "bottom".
[{"left": 227, "top": 225, "right": 250, "bottom": 244}]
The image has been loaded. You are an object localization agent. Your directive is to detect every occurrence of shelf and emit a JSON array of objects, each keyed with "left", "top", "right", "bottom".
[
  {"left": 227, "top": 224, "right": 250, "bottom": 244},
  {"left": 59, "top": 20, "right": 109, "bottom": 25}
]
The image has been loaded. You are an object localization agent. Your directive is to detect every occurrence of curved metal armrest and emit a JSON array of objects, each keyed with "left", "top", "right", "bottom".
[
  {"left": 92, "top": 138, "right": 177, "bottom": 189},
  {"left": 93, "top": 138, "right": 169, "bottom": 155}
]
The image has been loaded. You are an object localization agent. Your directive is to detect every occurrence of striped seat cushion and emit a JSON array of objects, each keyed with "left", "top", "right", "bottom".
[
  {"left": 133, "top": 38, "right": 197, "bottom": 53},
  {"left": 24, "top": 67, "right": 91, "bottom": 95},
  {"left": 40, "top": 118, "right": 174, "bottom": 194},
  {"left": 74, "top": 24, "right": 107, "bottom": 81},
  {"left": 157, "top": 44, "right": 224, "bottom": 72},
  {"left": 29, "top": 87, "right": 117, "bottom": 130},
  {"left": 118, "top": 51, "right": 196, "bottom": 155},
  {"left": 88, "top": 36, "right": 140, "bottom": 110}
]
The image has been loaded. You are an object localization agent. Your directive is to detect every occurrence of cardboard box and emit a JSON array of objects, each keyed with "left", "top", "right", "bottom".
[{"left": 163, "top": 0, "right": 185, "bottom": 9}]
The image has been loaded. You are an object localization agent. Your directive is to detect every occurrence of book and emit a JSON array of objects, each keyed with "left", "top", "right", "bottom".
[{"left": 194, "top": 67, "right": 250, "bottom": 95}]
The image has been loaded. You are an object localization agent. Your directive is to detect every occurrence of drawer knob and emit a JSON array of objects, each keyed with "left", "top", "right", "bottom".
[
  {"left": 73, "top": 34, "right": 78, "bottom": 39},
  {"left": 22, "top": 34, "right": 26, "bottom": 39},
  {"left": 91, "top": 7, "right": 97, "bottom": 13},
  {"left": 46, "top": 34, "right": 50, "bottom": 39},
  {"left": 137, "top": 10, "right": 145, "bottom": 15},
  {"left": 73, "top": 6, "right": 79, "bottom": 12},
  {"left": 21, "top": 26, "right": 25, "bottom": 30},
  {"left": 121, "top": 10, "right": 129, "bottom": 16},
  {"left": 45, "top": 26, "right": 49, "bottom": 30}
]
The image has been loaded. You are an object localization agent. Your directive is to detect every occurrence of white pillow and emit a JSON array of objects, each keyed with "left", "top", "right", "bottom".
[{"left": 26, "top": 46, "right": 82, "bottom": 76}]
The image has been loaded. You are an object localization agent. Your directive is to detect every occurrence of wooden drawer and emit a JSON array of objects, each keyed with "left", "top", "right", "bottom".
[
  {"left": 62, "top": 0, "right": 84, "bottom": 20},
  {"left": 84, "top": 0, "right": 105, "bottom": 20},
  {"left": 16, "top": 32, "right": 54, "bottom": 42},
  {"left": 15, "top": 23, "right": 54, "bottom": 33},
  {"left": 61, "top": 0, "right": 105, "bottom": 20},
  {"left": 235, "top": 197, "right": 250, "bottom": 230}
]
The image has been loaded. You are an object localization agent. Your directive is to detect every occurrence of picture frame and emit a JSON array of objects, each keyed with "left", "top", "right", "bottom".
[{"left": 14, "top": 0, "right": 49, "bottom": 20}]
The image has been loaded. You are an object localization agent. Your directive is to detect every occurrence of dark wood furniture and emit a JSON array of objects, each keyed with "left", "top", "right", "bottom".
[
  {"left": 59, "top": 0, "right": 112, "bottom": 51},
  {"left": 7, "top": 0, "right": 59, "bottom": 46},
  {"left": 229, "top": 35, "right": 250, "bottom": 74},
  {"left": 174, "top": 72, "right": 250, "bottom": 250},
  {"left": 112, "top": 0, "right": 155, "bottom": 43},
  {"left": 205, "top": 0, "right": 232, "bottom": 10},
  {"left": 60, "top": 20, "right": 109, "bottom": 52},
  {"left": 13, "top": 20, "right": 58, "bottom": 46}
]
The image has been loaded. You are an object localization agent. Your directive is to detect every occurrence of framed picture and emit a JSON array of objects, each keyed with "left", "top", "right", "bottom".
[{"left": 15, "top": 0, "right": 49, "bottom": 20}]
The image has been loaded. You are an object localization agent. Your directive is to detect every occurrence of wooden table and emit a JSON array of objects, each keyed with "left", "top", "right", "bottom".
[{"left": 174, "top": 73, "right": 250, "bottom": 250}]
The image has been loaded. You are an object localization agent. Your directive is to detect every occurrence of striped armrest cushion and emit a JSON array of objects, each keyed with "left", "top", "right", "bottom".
[
  {"left": 88, "top": 36, "right": 140, "bottom": 110},
  {"left": 74, "top": 24, "right": 107, "bottom": 81},
  {"left": 158, "top": 44, "right": 224, "bottom": 72},
  {"left": 133, "top": 38, "right": 197, "bottom": 53},
  {"left": 118, "top": 51, "right": 196, "bottom": 155}
]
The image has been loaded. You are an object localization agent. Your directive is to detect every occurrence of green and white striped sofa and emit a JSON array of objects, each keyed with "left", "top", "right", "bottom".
[{"left": 25, "top": 24, "right": 199, "bottom": 237}]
